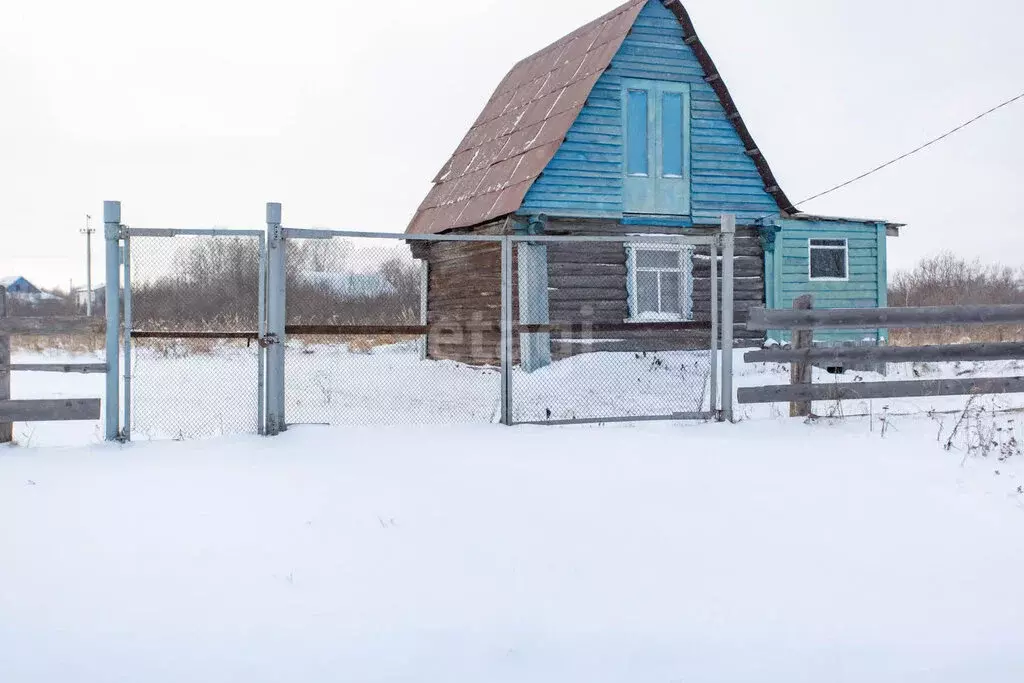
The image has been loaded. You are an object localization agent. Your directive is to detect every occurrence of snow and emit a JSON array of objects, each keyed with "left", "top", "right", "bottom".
[
  {"left": 6, "top": 346, "right": 1024, "bottom": 679},
  {"left": 2, "top": 418, "right": 1024, "bottom": 681}
]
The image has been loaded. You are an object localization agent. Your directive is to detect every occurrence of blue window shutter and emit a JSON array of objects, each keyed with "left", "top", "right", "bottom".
[
  {"left": 626, "top": 90, "right": 649, "bottom": 176},
  {"left": 661, "top": 92, "right": 684, "bottom": 178},
  {"left": 622, "top": 79, "right": 690, "bottom": 216}
]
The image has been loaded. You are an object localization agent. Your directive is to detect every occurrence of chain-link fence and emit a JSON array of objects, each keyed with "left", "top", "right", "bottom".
[
  {"left": 283, "top": 234, "right": 502, "bottom": 425},
  {"left": 126, "top": 231, "right": 265, "bottom": 440},
  {"left": 509, "top": 238, "right": 717, "bottom": 423},
  {"left": 278, "top": 231, "right": 722, "bottom": 426},
  {"left": 117, "top": 222, "right": 730, "bottom": 438}
]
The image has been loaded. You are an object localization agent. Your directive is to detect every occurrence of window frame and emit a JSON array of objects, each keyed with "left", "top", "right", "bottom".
[
  {"left": 807, "top": 238, "right": 850, "bottom": 282},
  {"left": 626, "top": 243, "right": 694, "bottom": 322}
]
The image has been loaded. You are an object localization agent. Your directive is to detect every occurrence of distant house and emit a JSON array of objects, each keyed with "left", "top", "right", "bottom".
[
  {"left": 406, "top": 0, "right": 901, "bottom": 365},
  {"left": 0, "top": 276, "right": 41, "bottom": 295},
  {"left": 73, "top": 285, "right": 105, "bottom": 308}
]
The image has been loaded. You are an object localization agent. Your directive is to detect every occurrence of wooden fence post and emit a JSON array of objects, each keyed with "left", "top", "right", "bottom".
[
  {"left": 0, "top": 287, "right": 10, "bottom": 443},
  {"left": 790, "top": 294, "right": 813, "bottom": 417}
]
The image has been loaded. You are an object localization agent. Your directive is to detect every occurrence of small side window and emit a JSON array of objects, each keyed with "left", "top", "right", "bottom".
[{"left": 808, "top": 239, "right": 848, "bottom": 280}]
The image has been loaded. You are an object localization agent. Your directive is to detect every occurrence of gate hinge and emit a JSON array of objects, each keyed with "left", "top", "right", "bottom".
[{"left": 258, "top": 333, "right": 279, "bottom": 349}]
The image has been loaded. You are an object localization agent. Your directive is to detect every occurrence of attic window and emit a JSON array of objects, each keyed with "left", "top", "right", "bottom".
[{"left": 808, "top": 239, "right": 848, "bottom": 281}]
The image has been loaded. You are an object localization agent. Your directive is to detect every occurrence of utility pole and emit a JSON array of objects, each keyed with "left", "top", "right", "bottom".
[{"left": 81, "top": 214, "right": 94, "bottom": 316}]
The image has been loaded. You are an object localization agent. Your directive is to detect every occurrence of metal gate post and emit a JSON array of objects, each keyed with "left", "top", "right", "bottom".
[
  {"left": 257, "top": 235, "right": 268, "bottom": 436},
  {"left": 266, "top": 202, "right": 286, "bottom": 435},
  {"left": 709, "top": 235, "right": 719, "bottom": 416},
  {"left": 500, "top": 236, "right": 513, "bottom": 425},
  {"left": 720, "top": 214, "right": 736, "bottom": 423},
  {"left": 103, "top": 200, "right": 121, "bottom": 441},
  {"left": 122, "top": 232, "right": 132, "bottom": 440}
]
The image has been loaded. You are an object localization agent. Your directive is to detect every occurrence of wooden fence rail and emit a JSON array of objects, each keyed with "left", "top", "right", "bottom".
[
  {"left": 745, "top": 341, "right": 1024, "bottom": 365},
  {"left": 747, "top": 304, "right": 1024, "bottom": 331},
  {"left": 0, "top": 399, "right": 102, "bottom": 422},
  {"left": 739, "top": 297, "right": 1024, "bottom": 413},
  {"left": 739, "top": 377, "right": 1024, "bottom": 405},
  {"left": 0, "top": 286, "right": 104, "bottom": 443},
  {"left": 1, "top": 363, "right": 108, "bottom": 374}
]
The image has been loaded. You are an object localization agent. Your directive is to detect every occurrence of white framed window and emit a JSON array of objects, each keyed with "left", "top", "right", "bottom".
[
  {"left": 808, "top": 238, "right": 849, "bottom": 281},
  {"left": 627, "top": 244, "right": 694, "bottom": 321}
]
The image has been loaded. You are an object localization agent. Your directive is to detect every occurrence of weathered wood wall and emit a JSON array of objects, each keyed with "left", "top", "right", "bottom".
[
  {"left": 413, "top": 217, "right": 765, "bottom": 365},
  {"left": 409, "top": 219, "right": 516, "bottom": 365},
  {"left": 544, "top": 218, "right": 765, "bottom": 358}
]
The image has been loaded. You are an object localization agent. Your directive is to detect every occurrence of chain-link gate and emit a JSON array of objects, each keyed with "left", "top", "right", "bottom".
[
  {"left": 111, "top": 203, "right": 735, "bottom": 439},
  {"left": 124, "top": 228, "right": 267, "bottom": 440},
  {"left": 274, "top": 227, "right": 730, "bottom": 427},
  {"left": 280, "top": 230, "right": 504, "bottom": 425},
  {"left": 507, "top": 233, "right": 722, "bottom": 424}
]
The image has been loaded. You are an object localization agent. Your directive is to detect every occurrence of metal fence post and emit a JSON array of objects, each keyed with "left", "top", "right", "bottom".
[
  {"left": 103, "top": 201, "right": 121, "bottom": 441},
  {"left": 708, "top": 237, "right": 719, "bottom": 415},
  {"left": 0, "top": 287, "right": 10, "bottom": 443},
  {"left": 257, "top": 234, "right": 268, "bottom": 436},
  {"left": 720, "top": 214, "right": 735, "bottom": 423},
  {"left": 500, "top": 235, "right": 513, "bottom": 425},
  {"left": 266, "top": 202, "right": 286, "bottom": 435},
  {"left": 122, "top": 232, "right": 132, "bottom": 440}
]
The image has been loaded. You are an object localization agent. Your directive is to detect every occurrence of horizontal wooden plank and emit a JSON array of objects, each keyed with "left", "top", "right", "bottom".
[
  {"left": 549, "top": 263, "right": 628, "bottom": 277},
  {"left": 0, "top": 399, "right": 101, "bottom": 422},
  {"left": 745, "top": 341, "right": 1024, "bottom": 365},
  {"left": 549, "top": 288, "right": 627, "bottom": 302},
  {"left": 519, "top": 321, "right": 712, "bottom": 334},
  {"left": 747, "top": 305, "right": 1024, "bottom": 331},
  {"left": 4, "top": 363, "right": 108, "bottom": 374},
  {"left": 738, "top": 377, "right": 1024, "bottom": 405},
  {"left": 0, "top": 317, "right": 105, "bottom": 335}
]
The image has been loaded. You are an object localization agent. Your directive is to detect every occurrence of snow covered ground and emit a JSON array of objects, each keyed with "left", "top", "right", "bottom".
[{"left": 2, "top": 418, "right": 1024, "bottom": 682}]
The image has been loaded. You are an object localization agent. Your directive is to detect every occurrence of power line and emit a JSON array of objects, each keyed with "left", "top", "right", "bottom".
[{"left": 794, "top": 89, "right": 1024, "bottom": 208}]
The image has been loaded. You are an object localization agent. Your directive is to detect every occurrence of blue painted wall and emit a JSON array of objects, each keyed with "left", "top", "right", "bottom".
[
  {"left": 764, "top": 219, "right": 889, "bottom": 344},
  {"left": 519, "top": 0, "right": 779, "bottom": 224}
]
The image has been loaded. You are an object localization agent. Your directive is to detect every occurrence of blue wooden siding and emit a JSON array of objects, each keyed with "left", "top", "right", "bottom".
[
  {"left": 520, "top": 0, "right": 779, "bottom": 223},
  {"left": 765, "top": 219, "right": 889, "bottom": 344}
]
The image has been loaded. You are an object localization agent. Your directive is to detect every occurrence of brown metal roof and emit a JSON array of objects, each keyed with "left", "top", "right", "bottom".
[{"left": 407, "top": 0, "right": 795, "bottom": 235}]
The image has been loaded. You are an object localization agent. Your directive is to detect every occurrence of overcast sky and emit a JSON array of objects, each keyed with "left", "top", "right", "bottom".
[{"left": 1, "top": 0, "right": 1022, "bottom": 289}]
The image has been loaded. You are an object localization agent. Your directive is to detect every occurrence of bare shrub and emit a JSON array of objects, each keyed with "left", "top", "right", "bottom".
[{"left": 889, "top": 252, "right": 1024, "bottom": 345}]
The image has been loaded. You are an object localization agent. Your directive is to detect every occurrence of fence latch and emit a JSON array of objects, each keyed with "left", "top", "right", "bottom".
[{"left": 258, "top": 333, "right": 279, "bottom": 349}]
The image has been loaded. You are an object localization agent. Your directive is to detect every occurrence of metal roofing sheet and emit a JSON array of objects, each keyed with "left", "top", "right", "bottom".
[{"left": 408, "top": 0, "right": 647, "bottom": 234}]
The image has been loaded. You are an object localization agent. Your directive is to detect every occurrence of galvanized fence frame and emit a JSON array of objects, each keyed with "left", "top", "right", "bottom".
[
  {"left": 269, "top": 210, "right": 736, "bottom": 428},
  {"left": 94, "top": 201, "right": 738, "bottom": 440},
  {"left": 120, "top": 220, "right": 268, "bottom": 440}
]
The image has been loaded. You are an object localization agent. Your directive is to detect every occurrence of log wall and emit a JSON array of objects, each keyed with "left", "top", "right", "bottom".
[{"left": 413, "top": 217, "right": 766, "bottom": 365}]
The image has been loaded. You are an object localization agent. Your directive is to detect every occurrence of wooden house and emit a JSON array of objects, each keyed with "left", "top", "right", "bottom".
[{"left": 406, "top": 0, "right": 901, "bottom": 366}]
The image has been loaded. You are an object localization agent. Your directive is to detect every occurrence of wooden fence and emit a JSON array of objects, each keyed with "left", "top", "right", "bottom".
[
  {"left": 0, "top": 286, "right": 107, "bottom": 443},
  {"left": 737, "top": 296, "right": 1024, "bottom": 416}
]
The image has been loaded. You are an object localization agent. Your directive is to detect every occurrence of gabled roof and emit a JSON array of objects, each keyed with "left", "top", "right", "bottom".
[{"left": 408, "top": 0, "right": 796, "bottom": 235}]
